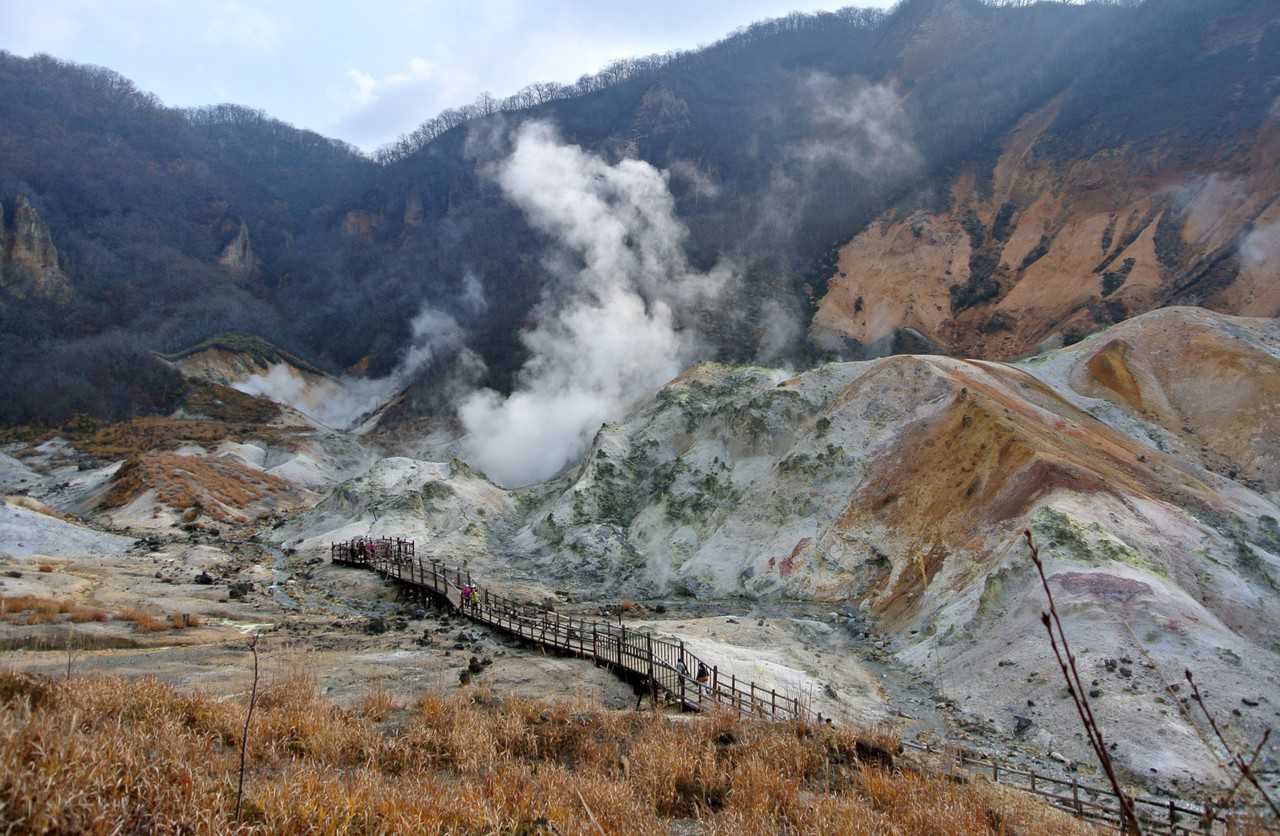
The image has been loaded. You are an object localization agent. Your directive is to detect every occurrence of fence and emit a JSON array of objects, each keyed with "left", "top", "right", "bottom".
[
  {"left": 331, "top": 538, "right": 812, "bottom": 722},
  {"left": 331, "top": 538, "right": 1261, "bottom": 835}
]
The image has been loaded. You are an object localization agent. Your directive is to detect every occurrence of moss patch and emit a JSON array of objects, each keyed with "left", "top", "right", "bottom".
[{"left": 1031, "top": 507, "right": 1165, "bottom": 577}]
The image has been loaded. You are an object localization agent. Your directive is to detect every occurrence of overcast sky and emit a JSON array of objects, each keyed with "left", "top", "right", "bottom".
[{"left": 0, "top": 1, "right": 895, "bottom": 153}]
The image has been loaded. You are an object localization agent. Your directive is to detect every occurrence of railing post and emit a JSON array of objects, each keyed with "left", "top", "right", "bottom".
[
  {"left": 712, "top": 666, "right": 718, "bottom": 702},
  {"left": 750, "top": 682, "right": 756, "bottom": 715},
  {"left": 771, "top": 689, "right": 776, "bottom": 718},
  {"left": 645, "top": 632, "right": 656, "bottom": 708},
  {"left": 1072, "top": 778, "right": 1081, "bottom": 814}
]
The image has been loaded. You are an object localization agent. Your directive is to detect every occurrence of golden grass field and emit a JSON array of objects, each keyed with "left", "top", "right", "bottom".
[{"left": 0, "top": 668, "right": 1104, "bottom": 835}]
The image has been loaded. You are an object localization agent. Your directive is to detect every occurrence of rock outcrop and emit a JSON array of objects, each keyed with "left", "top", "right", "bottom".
[
  {"left": 1, "top": 196, "right": 73, "bottom": 302},
  {"left": 217, "top": 220, "right": 259, "bottom": 279},
  {"left": 402, "top": 190, "right": 424, "bottom": 227},
  {"left": 813, "top": 97, "right": 1280, "bottom": 359},
  {"left": 341, "top": 210, "right": 383, "bottom": 239},
  {"left": 273, "top": 456, "right": 515, "bottom": 570}
]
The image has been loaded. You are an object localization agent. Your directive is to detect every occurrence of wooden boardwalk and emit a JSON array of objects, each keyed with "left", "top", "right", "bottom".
[
  {"left": 331, "top": 537, "right": 1253, "bottom": 835},
  {"left": 332, "top": 537, "right": 809, "bottom": 720}
]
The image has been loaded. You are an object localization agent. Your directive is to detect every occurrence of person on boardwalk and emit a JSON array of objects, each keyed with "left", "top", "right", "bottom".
[{"left": 696, "top": 661, "right": 710, "bottom": 695}]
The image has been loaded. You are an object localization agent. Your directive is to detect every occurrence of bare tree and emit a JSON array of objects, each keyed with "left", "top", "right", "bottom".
[
  {"left": 234, "top": 634, "right": 261, "bottom": 822},
  {"left": 1024, "top": 530, "right": 1142, "bottom": 834}
]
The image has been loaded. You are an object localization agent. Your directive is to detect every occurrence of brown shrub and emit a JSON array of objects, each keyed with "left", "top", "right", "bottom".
[
  {"left": 169, "top": 613, "right": 201, "bottom": 629},
  {"left": 118, "top": 608, "right": 168, "bottom": 633},
  {"left": 37, "top": 564, "right": 55, "bottom": 573},
  {"left": 66, "top": 606, "right": 108, "bottom": 623},
  {"left": 0, "top": 595, "right": 65, "bottom": 625}
]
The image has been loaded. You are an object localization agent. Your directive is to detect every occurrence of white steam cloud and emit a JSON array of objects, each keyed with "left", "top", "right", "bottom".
[
  {"left": 1241, "top": 221, "right": 1280, "bottom": 271},
  {"left": 756, "top": 299, "right": 802, "bottom": 362},
  {"left": 458, "top": 121, "right": 734, "bottom": 487},
  {"left": 234, "top": 305, "right": 464, "bottom": 430},
  {"left": 756, "top": 75, "right": 921, "bottom": 247},
  {"left": 790, "top": 75, "right": 921, "bottom": 180}
]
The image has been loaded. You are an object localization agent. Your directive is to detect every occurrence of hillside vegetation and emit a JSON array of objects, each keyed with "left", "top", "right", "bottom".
[{"left": 1, "top": 0, "right": 1276, "bottom": 425}]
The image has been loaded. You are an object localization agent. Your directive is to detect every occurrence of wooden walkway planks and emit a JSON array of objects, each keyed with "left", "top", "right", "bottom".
[
  {"left": 329, "top": 538, "right": 1252, "bottom": 835},
  {"left": 331, "top": 538, "right": 797, "bottom": 720}
]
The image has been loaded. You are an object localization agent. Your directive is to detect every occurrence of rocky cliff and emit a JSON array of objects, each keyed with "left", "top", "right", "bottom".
[
  {"left": 813, "top": 94, "right": 1280, "bottom": 359},
  {"left": 217, "top": 219, "right": 259, "bottom": 279},
  {"left": 0, "top": 196, "right": 72, "bottom": 302}
]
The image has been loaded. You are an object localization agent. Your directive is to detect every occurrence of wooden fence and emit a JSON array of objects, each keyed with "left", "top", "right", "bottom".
[{"left": 331, "top": 538, "right": 1263, "bottom": 835}]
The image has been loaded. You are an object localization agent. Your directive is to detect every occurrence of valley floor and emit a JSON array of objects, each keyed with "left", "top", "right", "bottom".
[{"left": 1, "top": 527, "right": 1256, "bottom": 814}]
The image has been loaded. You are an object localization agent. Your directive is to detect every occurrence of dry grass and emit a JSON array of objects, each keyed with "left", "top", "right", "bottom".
[
  {"left": 117, "top": 608, "right": 169, "bottom": 633},
  {"left": 101, "top": 452, "right": 298, "bottom": 523},
  {"left": 0, "top": 596, "right": 189, "bottom": 631},
  {"left": 0, "top": 595, "right": 64, "bottom": 625},
  {"left": 0, "top": 671, "right": 1103, "bottom": 835},
  {"left": 360, "top": 685, "right": 397, "bottom": 722}
]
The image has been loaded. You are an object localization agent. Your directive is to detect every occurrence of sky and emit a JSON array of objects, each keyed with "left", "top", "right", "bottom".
[{"left": 0, "top": 1, "right": 895, "bottom": 153}]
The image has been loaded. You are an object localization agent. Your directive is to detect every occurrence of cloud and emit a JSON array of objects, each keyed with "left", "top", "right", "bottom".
[
  {"left": 347, "top": 56, "right": 435, "bottom": 106},
  {"left": 202, "top": 1, "right": 284, "bottom": 51},
  {"left": 334, "top": 56, "right": 477, "bottom": 151},
  {"left": 458, "top": 121, "right": 734, "bottom": 487}
]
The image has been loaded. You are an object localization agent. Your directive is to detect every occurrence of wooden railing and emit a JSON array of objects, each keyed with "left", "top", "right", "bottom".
[
  {"left": 331, "top": 539, "right": 1260, "bottom": 835},
  {"left": 331, "top": 538, "right": 813, "bottom": 721}
]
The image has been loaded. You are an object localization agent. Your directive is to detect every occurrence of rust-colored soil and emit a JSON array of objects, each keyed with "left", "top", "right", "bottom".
[
  {"left": 101, "top": 452, "right": 301, "bottom": 523},
  {"left": 1072, "top": 310, "right": 1280, "bottom": 492},
  {"left": 833, "top": 355, "right": 1228, "bottom": 622},
  {"left": 1084, "top": 341, "right": 1145, "bottom": 412}
]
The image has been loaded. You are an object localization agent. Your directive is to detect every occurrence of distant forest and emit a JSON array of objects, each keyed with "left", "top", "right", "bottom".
[{"left": 0, "top": 0, "right": 1275, "bottom": 425}]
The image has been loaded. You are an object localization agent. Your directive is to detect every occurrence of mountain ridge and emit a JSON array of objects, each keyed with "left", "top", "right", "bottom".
[{"left": 1, "top": 0, "right": 1277, "bottom": 432}]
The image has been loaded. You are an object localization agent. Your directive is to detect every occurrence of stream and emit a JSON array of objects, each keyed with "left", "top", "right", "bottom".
[{"left": 263, "top": 545, "right": 300, "bottom": 610}]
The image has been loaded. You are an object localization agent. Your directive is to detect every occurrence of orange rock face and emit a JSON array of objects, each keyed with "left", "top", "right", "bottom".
[{"left": 814, "top": 98, "right": 1280, "bottom": 359}]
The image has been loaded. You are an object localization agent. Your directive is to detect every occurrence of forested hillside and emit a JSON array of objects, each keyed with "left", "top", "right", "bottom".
[{"left": 1, "top": 0, "right": 1276, "bottom": 425}]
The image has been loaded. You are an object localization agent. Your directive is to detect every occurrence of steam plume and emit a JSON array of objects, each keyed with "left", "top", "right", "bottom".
[
  {"left": 459, "top": 121, "right": 733, "bottom": 487},
  {"left": 235, "top": 305, "right": 464, "bottom": 429}
]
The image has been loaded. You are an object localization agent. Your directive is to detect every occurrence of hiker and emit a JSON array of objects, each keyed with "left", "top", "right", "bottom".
[
  {"left": 696, "top": 662, "right": 710, "bottom": 695},
  {"left": 461, "top": 584, "right": 473, "bottom": 608},
  {"left": 676, "top": 657, "right": 689, "bottom": 679}
]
